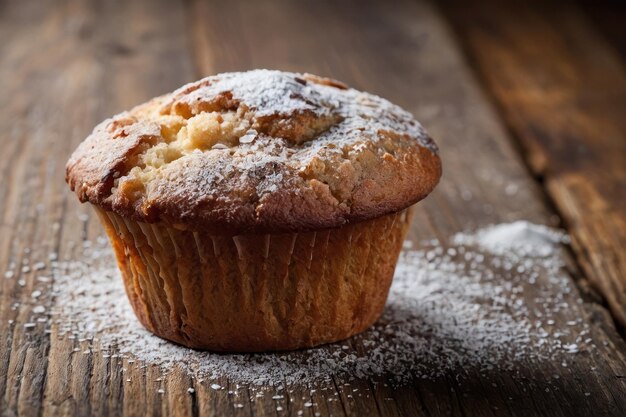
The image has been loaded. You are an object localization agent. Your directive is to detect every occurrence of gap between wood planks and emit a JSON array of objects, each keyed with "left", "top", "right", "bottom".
[{"left": 439, "top": 0, "right": 626, "bottom": 335}]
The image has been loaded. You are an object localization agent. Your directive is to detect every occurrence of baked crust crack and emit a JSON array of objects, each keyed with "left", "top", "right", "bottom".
[{"left": 66, "top": 70, "right": 441, "bottom": 234}]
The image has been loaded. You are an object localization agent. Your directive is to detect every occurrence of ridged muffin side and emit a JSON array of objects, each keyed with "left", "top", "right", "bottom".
[{"left": 95, "top": 206, "right": 413, "bottom": 352}]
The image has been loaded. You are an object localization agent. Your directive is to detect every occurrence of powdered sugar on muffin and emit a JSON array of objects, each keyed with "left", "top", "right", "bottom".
[{"left": 66, "top": 70, "right": 441, "bottom": 234}]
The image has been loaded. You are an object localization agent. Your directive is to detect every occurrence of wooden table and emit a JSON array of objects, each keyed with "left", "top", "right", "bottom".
[{"left": 1, "top": 0, "right": 625, "bottom": 416}]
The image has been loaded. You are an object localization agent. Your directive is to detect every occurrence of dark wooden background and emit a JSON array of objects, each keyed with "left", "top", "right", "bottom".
[{"left": 1, "top": 0, "right": 625, "bottom": 416}]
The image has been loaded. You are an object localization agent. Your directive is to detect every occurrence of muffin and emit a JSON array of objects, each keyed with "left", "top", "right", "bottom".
[{"left": 66, "top": 70, "right": 441, "bottom": 352}]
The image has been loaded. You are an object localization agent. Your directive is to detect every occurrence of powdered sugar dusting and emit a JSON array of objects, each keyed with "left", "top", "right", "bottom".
[
  {"left": 174, "top": 69, "right": 437, "bottom": 153},
  {"left": 75, "top": 71, "right": 440, "bottom": 234},
  {"left": 453, "top": 220, "right": 571, "bottom": 258},
  {"left": 48, "top": 221, "right": 591, "bottom": 386},
  {"left": 179, "top": 71, "right": 327, "bottom": 118}
]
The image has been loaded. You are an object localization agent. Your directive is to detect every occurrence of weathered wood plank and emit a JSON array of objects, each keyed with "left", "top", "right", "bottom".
[
  {"left": 146, "top": 0, "right": 626, "bottom": 414},
  {"left": 0, "top": 0, "right": 194, "bottom": 416},
  {"left": 578, "top": 0, "right": 626, "bottom": 62},
  {"left": 440, "top": 0, "right": 626, "bottom": 329},
  {"left": 0, "top": 0, "right": 625, "bottom": 416}
]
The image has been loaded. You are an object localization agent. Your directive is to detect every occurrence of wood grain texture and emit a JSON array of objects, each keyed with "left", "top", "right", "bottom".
[
  {"left": 0, "top": 0, "right": 625, "bottom": 416},
  {"left": 440, "top": 0, "right": 626, "bottom": 329},
  {"left": 579, "top": 0, "right": 626, "bottom": 62}
]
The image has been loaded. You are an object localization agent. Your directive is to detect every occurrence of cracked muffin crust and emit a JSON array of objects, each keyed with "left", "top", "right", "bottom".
[
  {"left": 66, "top": 70, "right": 441, "bottom": 234},
  {"left": 65, "top": 70, "right": 442, "bottom": 352}
]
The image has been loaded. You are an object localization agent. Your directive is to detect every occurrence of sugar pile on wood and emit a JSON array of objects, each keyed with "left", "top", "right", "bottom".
[
  {"left": 453, "top": 220, "right": 570, "bottom": 258},
  {"left": 49, "top": 221, "right": 592, "bottom": 385}
]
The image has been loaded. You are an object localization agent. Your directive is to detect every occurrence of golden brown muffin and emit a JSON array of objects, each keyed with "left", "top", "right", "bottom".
[{"left": 66, "top": 70, "right": 441, "bottom": 352}]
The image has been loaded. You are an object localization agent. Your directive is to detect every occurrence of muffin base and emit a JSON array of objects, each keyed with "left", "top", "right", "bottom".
[{"left": 95, "top": 207, "right": 413, "bottom": 352}]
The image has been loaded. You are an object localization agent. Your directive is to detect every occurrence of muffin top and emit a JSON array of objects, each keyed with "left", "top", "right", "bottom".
[{"left": 66, "top": 70, "right": 441, "bottom": 234}]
